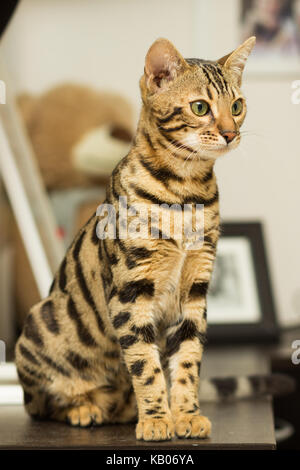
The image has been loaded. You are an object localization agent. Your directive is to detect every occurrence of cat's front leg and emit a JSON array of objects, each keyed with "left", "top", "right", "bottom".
[
  {"left": 167, "top": 298, "right": 210, "bottom": 438},
  {"left": 109, "top": 293, "right": 174, "bottom": 441},
  {"left": 167, "top": 307, "right": 211, "bottom": 438},
  {"left": 167, "top": 251, "right": 214, "bottom": 439}
]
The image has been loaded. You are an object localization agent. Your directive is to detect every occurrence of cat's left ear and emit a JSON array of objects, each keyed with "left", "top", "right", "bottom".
[
  {"left": 144, "top": 38, "right": 188, "bottom": 93},
  {"left": 217, "top": 37, "right": 256, "bottom": 86}
]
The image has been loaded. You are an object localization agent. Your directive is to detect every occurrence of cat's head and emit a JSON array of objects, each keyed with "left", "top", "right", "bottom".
[{"left": 140, "top": 37, "right": 255, "bottom": 160}]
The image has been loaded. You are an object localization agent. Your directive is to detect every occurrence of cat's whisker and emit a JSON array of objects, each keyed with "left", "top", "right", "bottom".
[
  {"left": 184, "top": 151, "right": 196, "bottom": 166},
  {"left": 161, "top": 135, "right": 199, "bottom": 161},
  {"left": 235, "top": 144, "right": 249, "bottom": 160},
  {"left": 240, "top": 130, "right": 265, "bottom": 139}
]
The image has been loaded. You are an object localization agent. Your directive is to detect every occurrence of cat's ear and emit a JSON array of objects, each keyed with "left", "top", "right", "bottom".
[
  {"left": 144, "top": 38, "right": 187, "bottom": 93},
  {"left": 217, "top": 37, "right": 256, "bottom": 86}
]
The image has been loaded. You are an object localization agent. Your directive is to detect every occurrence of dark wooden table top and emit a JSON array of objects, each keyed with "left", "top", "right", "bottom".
[
  {"left": 0, "top": 344, "right": 276, "bottom": 450},
  {"left": 0, "top": 398, "right": 275, "bottom": 450}
]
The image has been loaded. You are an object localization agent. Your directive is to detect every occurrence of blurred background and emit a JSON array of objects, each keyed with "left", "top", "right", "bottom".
[{"left": 0, "top": 0, "right": 299, "bottom": 450}]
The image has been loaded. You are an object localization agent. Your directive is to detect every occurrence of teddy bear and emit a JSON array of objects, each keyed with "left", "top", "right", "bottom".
[{"left": 13, "top": 83, "right": 134, "bottom": 326}]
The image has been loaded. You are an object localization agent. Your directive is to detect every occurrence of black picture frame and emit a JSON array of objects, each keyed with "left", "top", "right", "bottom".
[{"left": 207, "top": 221, "right": 279, "bottom": 344}]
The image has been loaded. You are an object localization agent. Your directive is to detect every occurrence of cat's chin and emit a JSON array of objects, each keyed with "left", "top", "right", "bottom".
[
  {"left": 196, "top": 148, "right": 228, "bottom": 160},
  {"left": 197, "top": 142, "right": 240, "bottom": 160}
]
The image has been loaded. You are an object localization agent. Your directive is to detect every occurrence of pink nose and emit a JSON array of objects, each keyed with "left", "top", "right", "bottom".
[{"left": 221, "top": 131, "right": 236, "bottom": 144}]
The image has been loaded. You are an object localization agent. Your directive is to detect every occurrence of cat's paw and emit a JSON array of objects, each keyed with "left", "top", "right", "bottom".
[
  {"left": 66, "top": 404, "right": 104, "bottom": 427},
  {"left": 136, "top": 416, "right": 175, "bottom": 441},
  {"left": 174, "top": 414, "right": 211, "bottom": 439}
]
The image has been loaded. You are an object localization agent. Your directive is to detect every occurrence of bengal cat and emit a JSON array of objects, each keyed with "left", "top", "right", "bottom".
[{"left": 15, "top": 36, "right": 270, "bottom": 441}]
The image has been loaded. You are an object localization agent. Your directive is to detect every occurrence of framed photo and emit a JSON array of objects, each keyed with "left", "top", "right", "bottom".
[
  {"left": 207, "top": 222, "right": 279, "bottom": 343},
  {"left": 240, "top": 0, "right": 300, "bottom": 75},
  {"left": 194, "top": 0, "right": 300, "bottom": 76}
]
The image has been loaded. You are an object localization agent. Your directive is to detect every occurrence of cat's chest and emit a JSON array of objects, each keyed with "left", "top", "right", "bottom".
[
  {"left": 154, "top": 210, "right": 219, "bottom": 324},
  {"left": 154, "top": 245, "right": 193, "bottom": 316}
]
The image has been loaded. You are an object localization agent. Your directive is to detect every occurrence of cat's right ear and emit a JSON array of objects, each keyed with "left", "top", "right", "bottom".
[
  {"left": 144, "top": 38, "right": 187, "bottom": 93},
  {"left": 217, "top": 37, "right": 256, "bottom": 86}
]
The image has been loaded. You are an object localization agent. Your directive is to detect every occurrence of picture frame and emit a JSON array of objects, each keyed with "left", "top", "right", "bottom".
[
  {"left": 240, "top": 0, "right": 300, "bottom": 76},
  {"left": 194, "top": 0, "right": 300, "bottom": 77},
  {"left": 207, "top": 222, "right": 279, "bottom": 344}
]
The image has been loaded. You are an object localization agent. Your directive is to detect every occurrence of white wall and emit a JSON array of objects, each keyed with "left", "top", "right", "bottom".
[
  {"left": 1, "top": 0, "right": 196, "bottom": 116},
  {"left": 2, "top": 0, "right": 300, "bottom": 327}
]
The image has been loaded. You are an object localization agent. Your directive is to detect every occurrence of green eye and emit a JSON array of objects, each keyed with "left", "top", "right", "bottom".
[
  {"left": 191, "top": 100, "right": 209, "bottom": 116},
  {"left": 232, "top": 99, "right": 243, "bottom": 116}
]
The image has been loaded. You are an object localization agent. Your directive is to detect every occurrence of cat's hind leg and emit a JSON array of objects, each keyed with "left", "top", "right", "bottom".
[
  {"left": 15, "top": 295, "right": 109, "bottom": 428},
  {"left": 16, "top": 363, "right": 105, "bottom": 427},
  {"left": 50, "top": 395, "right": 104, "bottom": 427}
]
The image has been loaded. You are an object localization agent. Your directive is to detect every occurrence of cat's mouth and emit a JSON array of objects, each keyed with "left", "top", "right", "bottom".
[
  {"left": 196, "top": 134, "right": 241, "bottom": 159},
  {"left": 173, "top": 132, "right": 240, "bottom": 161}
]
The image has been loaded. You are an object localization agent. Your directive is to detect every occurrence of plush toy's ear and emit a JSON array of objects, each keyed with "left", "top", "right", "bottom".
[
  {"left": 144, "top": 38, "right": 187, "bottom": 93},
  {"left": 217, "top": 37, "right": 256, "bottom": 86}
]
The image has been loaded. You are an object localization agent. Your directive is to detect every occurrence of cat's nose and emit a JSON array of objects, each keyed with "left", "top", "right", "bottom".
[{"left": 221, "top": 131, "right": 236, "bottom": 144}]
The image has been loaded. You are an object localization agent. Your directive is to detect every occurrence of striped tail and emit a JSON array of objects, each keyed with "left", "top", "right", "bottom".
[{"left": 199, "top": 374, "right": 296, "bottom": 402}]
